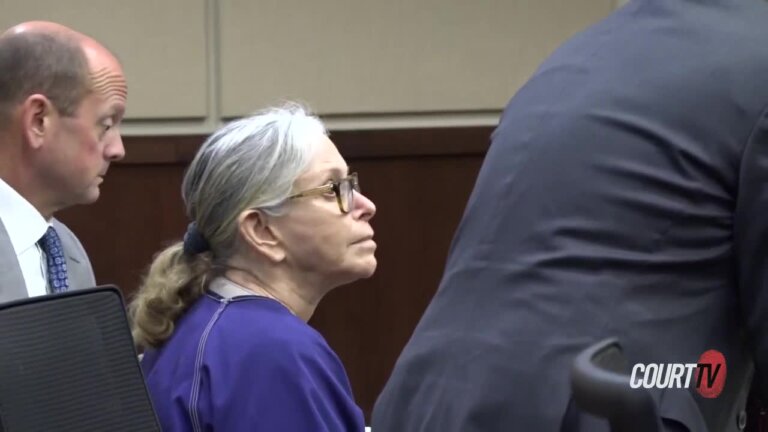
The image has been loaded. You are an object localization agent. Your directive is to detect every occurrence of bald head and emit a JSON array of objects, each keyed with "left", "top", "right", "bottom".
[
  {"left": 4, "top": 21, "right": 127, "bottom": 94},
  {"left": 5, "top": 21, "right": 124, "bottom": 78},
  {"left": 3, "top": 20, "right": 83, "bottom": 38},
  {"left": 0, "top": 21, "right": 127, "bottom": 127}
]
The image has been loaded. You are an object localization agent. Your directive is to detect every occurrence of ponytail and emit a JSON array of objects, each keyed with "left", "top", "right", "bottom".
[{"left": 129, "top": 242, "right": 212, "bottom": 348}]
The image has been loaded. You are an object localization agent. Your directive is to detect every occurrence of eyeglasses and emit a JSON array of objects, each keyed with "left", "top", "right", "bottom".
[{"left": 287, "top": 172, "right": 360, "bottom": 214}]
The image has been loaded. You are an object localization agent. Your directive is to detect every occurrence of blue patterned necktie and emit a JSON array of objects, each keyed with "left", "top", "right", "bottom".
[{"left": 38, "top": 226, "right": 69, "bottom": 293}]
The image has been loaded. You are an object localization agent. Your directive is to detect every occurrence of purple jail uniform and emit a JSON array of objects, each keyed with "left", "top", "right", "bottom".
[{"left": 141, "top": 278, "right": 365, "bottom": 432}]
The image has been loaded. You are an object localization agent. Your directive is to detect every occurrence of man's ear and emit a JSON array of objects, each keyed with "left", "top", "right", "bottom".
[
  {"left": 21, "top": 94, "right": 55, "bottom": 149},
  {"left": 237, "top": 209, "right": 285, "bottom": 263}
]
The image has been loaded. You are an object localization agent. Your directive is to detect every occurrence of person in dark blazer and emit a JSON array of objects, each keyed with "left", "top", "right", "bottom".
[
  {"left": 0, "top": 21, "right": 127, "bottom": 301},
  {"left": 372, "top": 0, "right": 768, "bottom": 431}
]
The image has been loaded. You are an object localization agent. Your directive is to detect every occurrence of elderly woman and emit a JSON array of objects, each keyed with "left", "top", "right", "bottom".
[{"left": 130, "top": 103, "right": 376, "bottom": 431}]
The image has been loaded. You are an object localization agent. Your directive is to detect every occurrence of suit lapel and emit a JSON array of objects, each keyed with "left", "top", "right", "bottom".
[
  {"left": 52, "top": 219, "right": 95, "bottom": 290},
  {"left": 64, "top": 244, "right": 87, "bottom": 289},
  {"left": 0, "top": 218, "right": 28, "bottom": 303}
]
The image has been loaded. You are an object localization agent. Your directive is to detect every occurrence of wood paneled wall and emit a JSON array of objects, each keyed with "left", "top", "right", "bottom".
[{"left": 57, "top": 126, "right": 492, "bottom": 421}]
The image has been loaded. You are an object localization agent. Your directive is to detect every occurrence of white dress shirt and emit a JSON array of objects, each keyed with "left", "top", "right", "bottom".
[{"left": 0, "top": 178, "right": 50, "bottom": 297}]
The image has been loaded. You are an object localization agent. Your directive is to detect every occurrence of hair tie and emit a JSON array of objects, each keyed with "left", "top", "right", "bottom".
[{"left": 183, "top": 222, "right": 210, "bottom": 256}]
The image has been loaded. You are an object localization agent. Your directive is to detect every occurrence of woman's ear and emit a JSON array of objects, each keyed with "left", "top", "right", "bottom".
[
  {"left": 237, "top": 209, "right": 285, "bottom": 263},
  {"left": 21, "top": 94, "right": 55, "bottom": 150}
]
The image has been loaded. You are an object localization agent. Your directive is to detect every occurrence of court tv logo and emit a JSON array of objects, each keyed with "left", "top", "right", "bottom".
[{"left": 629, "top": 350, "right": 726, "bottom": 398}]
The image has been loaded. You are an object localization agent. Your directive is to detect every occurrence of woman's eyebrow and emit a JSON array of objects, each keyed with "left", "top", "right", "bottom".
[{"left": 316, "top": 166, "right": 350, "bottom": 179}]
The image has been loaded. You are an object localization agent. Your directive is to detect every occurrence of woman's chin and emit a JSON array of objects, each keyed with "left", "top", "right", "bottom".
[
  {"left": 339, "top": 257, "right": 378, "bottom": 285},
  {"left": 359, "top": 257, "right": 377, "bottom": 278}
]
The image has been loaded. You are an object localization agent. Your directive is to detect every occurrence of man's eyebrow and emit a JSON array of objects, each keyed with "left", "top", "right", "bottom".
[
  {"left": 107, "top": 103, "right": 126, "bottom": 119},
  {"left": 100, "top": 105, "right": 125, "bottom": 122}
]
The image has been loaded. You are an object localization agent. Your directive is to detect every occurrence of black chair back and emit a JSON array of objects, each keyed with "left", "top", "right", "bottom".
[
  {"left": 571, "top": 338, "right": 661, "bottom": 432},
  {"left": 0, "top": 286, "right": 160, "bottom": 432}
]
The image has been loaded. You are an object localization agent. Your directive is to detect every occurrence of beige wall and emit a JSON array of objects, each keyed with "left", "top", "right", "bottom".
[
  {"left": 1, "top": 0, "right": 619, "bottom": 132},
  {"left": 0, "top": 0, "right": 208, "bottom": 120}
]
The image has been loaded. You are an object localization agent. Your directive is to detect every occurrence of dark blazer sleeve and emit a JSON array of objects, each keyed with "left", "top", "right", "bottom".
[{"left": 735, "top": 105, "right": 768, "bottom": 395}]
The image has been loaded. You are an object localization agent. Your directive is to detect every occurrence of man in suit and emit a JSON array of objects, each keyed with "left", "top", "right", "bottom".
[
  {"left": 0, "top": 21, "right": 126, "bottom": 303},
  {"left": 373, "top": 0, "right": 768, "bottom": 431}
]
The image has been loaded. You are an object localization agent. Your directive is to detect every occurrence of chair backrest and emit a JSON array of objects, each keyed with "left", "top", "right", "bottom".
[
  {"left": 571, "top": 338, "right": 661, "bottom": 432},
  {"left": 0, "top": 286, "right": 160, "bottom": 432}
]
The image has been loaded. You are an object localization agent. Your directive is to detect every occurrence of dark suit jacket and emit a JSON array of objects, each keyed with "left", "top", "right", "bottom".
[
  {"left": 373, "top": 0, "right": 768, "bottom": 431},
  {"left": 0, "top": 218, "right": 96, "bottom": 304}
]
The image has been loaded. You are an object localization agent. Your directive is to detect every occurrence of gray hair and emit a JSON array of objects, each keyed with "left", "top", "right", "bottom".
[
  {"left": 185, "top": 102, "right": 326, "bottom": 260},
  {"left": 129, "top": 102, "right": 326, "bottom": 348}
]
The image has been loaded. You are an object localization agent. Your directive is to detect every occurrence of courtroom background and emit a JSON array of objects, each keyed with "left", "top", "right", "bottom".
[{"left": 1, "top": 0, "right": 624, "bottom": 420}]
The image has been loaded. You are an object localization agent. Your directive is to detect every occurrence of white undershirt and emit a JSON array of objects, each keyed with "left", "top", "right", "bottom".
[
  {"left": 0, "top": 178, "right": 51, "bottom": 297},
  {"left": 208, "top": 277, "right": 258, "bottom": 299}
]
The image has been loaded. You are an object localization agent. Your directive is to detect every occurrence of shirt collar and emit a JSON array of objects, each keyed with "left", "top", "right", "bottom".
[
  {"left": 0, "top": 178, "right": 49, "bottom": 255},
  {"left": 209, "top": 277, "right": 257, "bottom": 299}
]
